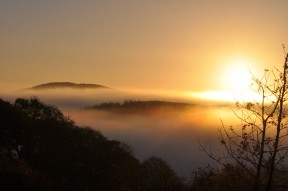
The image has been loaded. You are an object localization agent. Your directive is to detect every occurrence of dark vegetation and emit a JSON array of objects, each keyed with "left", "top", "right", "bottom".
[
  {"left": 30, "top": 82, "right": 111, "bottom": 90},
  {"left": 2, "top": 97, "right": 284, "bottom": 190},
  {"left": 89, "top": 100, "right": 196, "bottom": 114},
  {"left": 0, "top": 97, "right": 186, "bottom": 191}
]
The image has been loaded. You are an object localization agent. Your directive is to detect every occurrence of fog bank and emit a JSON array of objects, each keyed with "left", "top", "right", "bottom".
[{"left": 0, "top": 88, "right": 238, "bottom": 177}]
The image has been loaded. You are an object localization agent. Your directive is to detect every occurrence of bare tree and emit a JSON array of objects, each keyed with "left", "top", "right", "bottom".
[
  {"left": 266, "top": 52, "right": 288, "bottom": 190},
  {"left": 200, "top": 51, "right": 288, "bottom": 191}
]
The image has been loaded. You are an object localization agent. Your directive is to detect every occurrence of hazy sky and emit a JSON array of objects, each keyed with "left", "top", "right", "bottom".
[{"left": 1, "top": 0, "right": 288, "bottom": 92}]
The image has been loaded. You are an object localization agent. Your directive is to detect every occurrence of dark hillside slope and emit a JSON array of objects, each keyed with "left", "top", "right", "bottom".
[
  {"left": 0, "top": 98, "right": 141, "bottom": 190},
  {"left": 0, "top": 98, "right": 185, "bottom": 191}
]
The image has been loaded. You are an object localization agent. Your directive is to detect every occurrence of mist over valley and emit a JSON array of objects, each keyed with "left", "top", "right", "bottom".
[{"left": 0, "top": 82, "right": 237, "bottom": 177}]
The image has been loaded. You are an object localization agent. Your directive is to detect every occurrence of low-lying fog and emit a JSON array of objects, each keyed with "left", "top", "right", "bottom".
[{"left": 1, "top": 88, "right": 240, "bottom": 177}]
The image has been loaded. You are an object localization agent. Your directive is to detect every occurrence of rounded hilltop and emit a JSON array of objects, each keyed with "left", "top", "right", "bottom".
[{"left": 30, "top": 82, "right": 112, "bottom": 90}]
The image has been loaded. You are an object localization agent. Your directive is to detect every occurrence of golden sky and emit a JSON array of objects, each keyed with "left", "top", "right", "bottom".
[{"left": 1, "top": 0, "right": 288, "bottom": 93}]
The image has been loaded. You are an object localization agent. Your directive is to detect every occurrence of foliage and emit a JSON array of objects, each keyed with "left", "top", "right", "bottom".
[
  {"left": 89, "top": 100, "right": 194, "bottom": 114},
  {"left": 141, "top": 157, "right": 186, "bottom": 191},
  {"left": 0, "top": 98, "right": 145, "bottom": 190},
  {"left": 188, "top": 164, "right": 255, "bottom": 191},
  {"left": 6, "top": 97, "right": 286, "bottom": 190}
]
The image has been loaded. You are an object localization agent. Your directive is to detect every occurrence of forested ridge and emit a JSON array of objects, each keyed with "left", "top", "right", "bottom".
[
  {"left": 0, "top": 98, "right": 184, "bottom": 191},
  {"left": 2, "top": 97, "right": 284, "bottom": 191}
]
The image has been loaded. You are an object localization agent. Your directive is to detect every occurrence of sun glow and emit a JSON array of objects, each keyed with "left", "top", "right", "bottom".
[
  {"left": 221, "top": 57, "right": 255, "bottom": 92},
  {"left": 188, "top": 56, "right": 262, "bottom": 102},
  {"left": 228, "top": 68, "right": 252, "bottom": 90},
  {"left": 188, "top": 91, "right": 262, "bottom": 103}
]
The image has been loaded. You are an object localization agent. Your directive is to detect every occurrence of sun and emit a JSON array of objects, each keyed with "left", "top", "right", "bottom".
[
  {"left": 189, "top": 56, "right": 260, "bottom": 102},
  {"left": 228, "top": 67, "right": 252, "bottom": 90},
  {"left": 221, "top": 57, "right": 254, "bottom": 92}
]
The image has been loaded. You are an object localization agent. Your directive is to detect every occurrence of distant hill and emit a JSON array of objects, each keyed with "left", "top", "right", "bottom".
[
  {"left": 88, "top": 100, "right": 198, "bottom": 114},
  {"left": 30, "top": 82, "right": 111, "bottom": 90}
]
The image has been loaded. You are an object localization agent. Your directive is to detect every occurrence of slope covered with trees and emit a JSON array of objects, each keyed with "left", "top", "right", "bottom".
[
  {"left": 2, "top": 97, "right": 276, "bottom": 191},
  {"left": 89, "top": 100, "right": 197, "bottom": 115},
  {"left": 0, "top": 98, "right": 184, "bottom": 191}
]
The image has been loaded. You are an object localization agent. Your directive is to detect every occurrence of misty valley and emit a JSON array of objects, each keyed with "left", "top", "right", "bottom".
[
  {"left": 1, "top": 82, "right": 288, "bottom": 190},
  {"left": 0, "top": 83, "right": 238, "bottom": 190},
  {"left": 2, "top": 1, "right": 288, "bottom": 190}
]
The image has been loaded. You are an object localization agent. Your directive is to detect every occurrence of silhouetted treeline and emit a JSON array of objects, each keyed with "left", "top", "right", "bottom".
[
  {"left": 0, "top": 98, "right": 185, "bottom": 191},
  {"left": 90, "top": 100, "right": 195, "bottom": 114},
  {"left": 1, "top": 98, "right": 278, "bottom": 191}
]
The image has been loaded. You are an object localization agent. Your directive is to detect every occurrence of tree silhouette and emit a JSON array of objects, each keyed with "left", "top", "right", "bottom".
[
  {"left": 141, "top": 156, "right": 186, "bottom": 191},
  {"left": 0, "top": 97, "right": 191, "bottom": 190},
  {"left": 201, "top": 52, "right": 288, "bottom": 191},
  {"left": 189, "top": 165, "right": 253, "bottom": 191},
  {"left": 0, "top": 98, "right": 146, "bottom": 190}
]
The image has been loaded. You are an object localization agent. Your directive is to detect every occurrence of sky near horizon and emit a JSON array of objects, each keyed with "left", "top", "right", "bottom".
[{"left": 1, "top": 0, "right": 288, "bottom": 93}]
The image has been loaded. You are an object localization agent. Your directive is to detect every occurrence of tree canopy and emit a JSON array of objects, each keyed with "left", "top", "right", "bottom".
[{"left": 0, "top": 98, "right": 156, "bottom": 190}]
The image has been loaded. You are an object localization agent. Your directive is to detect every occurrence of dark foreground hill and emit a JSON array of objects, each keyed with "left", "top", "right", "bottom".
[
  {"left": 0, "top": 98, "right": 184, "bottom": 191},
  {"left": 30, "top": 82, "right": 111, "bottom": 90},
  {"left": 0, "top": 98, "right": 266, "bottom": 191}
]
